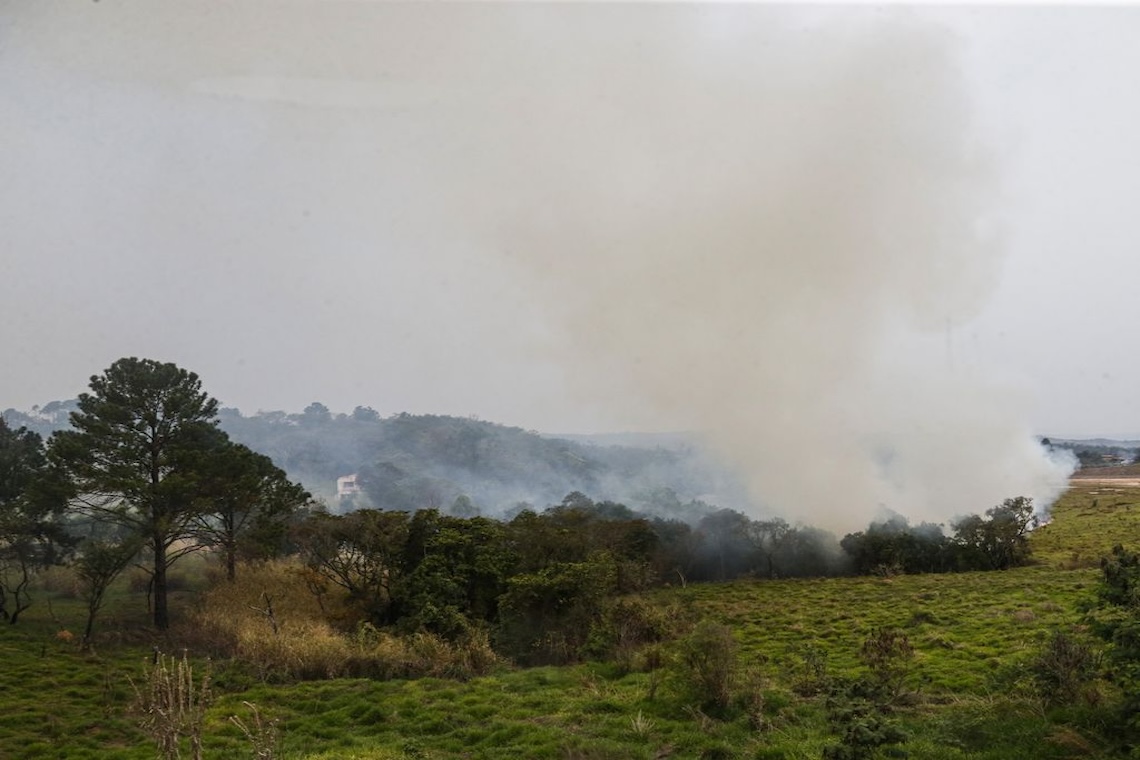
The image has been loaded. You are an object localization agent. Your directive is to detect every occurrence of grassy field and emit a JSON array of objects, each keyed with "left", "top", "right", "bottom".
[{"left": 3, "top": 484, "right": 1139, "bottom": 759}]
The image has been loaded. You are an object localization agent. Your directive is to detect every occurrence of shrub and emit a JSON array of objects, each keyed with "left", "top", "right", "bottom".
[
  {"left": 785, "top": 641, "right": 831, "bottom": 697},
  {"left": 859, "top": 627, "right": 914, "bottom": 705},
  {"left": 822, "top": 629, "right": 915, "bottom": 760},
  {"left": 1030, "top": 629, "right": 1100, "bottom": 706},
  {"left": 583, "top": 596, "right": 678, "bottom": 670},
  {"left": 673, "top": 619, "right": 738, "bottom": 711},
  {"left": 822, "top": 678, "right": 909, "bottom": 760},
  {"left": 496, "top": 555, "right": 618, "bottom": 665},
  {"left": 1088, "top": 544, "right": 1140, "bottom": 745}
]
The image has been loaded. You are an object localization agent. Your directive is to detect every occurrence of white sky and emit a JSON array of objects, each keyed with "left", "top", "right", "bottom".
[{"left": 3, "top": 2, "right": 1140, "bottom": 438}]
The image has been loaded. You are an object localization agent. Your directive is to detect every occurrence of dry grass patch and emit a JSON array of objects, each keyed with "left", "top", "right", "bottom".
[{"left": 181, "top": 559, "right": 500, "bottom": 682}]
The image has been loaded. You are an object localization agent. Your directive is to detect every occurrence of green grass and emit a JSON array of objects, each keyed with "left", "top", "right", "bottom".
[
  {"left": 3, "top": 487, "right": 1139, "bottom": 758},
  {"left": 1032, "top": 483, "right": 1140, "bottom": 567}
]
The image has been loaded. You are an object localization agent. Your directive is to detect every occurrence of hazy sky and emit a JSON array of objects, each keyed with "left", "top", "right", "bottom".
[{"left": 4, "top": 2, "right": 1140, "bottom": 442}]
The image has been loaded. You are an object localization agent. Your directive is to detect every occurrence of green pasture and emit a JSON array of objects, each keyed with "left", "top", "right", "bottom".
[{"left": 2, "top": 485, "right": 1138, "bottom": 759}]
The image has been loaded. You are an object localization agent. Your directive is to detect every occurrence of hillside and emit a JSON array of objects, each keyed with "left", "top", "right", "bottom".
[
  {"left": 2, "top": 402, "right": 745, "bottom": 518},
  {"left": 216, "top": 409, "right": 744, "bottom": 517}
]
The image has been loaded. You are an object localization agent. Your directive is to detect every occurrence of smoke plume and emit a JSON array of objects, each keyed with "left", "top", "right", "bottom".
[
  {"left": 9, "top": 3, "right": 1073, "bottom": 531},
  {"left": 424, "top": 8, "right": 1073, "bottom": 531}
]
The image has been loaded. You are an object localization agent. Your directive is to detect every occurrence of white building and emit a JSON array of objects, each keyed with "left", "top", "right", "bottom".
[{"left": 336, "top": 474, "right": 362, "bottom": 500}]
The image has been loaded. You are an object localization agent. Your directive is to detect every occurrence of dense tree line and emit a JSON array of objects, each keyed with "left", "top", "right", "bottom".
[
  {"left": 0, "top": 357, "right": 1042, "bottom": 657},
  {"left": 288, "top": 490, "right": 1042, "bottom": 664},
  {"left": 839, "top": 497, "right": 1037, "bottom": 575}
]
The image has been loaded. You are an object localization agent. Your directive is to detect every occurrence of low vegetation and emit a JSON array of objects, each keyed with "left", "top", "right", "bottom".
[
  {"left": 4, "top": 358, "right": 1140, "bottom": 758},
  {"left": 0, "top": 483, "right": 1134, "bottom": 758}
]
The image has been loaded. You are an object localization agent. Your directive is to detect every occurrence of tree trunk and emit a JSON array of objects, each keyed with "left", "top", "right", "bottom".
[
  {"left": 83, "top": 610, "right": 97, "bottom": 648},
  {"left": 226, "top": 544, "right": 236, "bottom": 582},
  {"left": 153, "top": 540, "right": 169, "bottom": 630}
]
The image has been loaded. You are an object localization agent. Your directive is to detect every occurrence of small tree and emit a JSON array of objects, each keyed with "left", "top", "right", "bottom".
[
  {"left": 0, "top": 418, "right": 70, "bottom": 624},
  {"left": 76, "top": 534, "right": 141, "bottom": 649},
  {"left": 859, "top": 627, "right": 915, "bottom": 704},
  {"left": 1089, "top": 544, "right": 1140, "bottom": 742},
  {"left": 674, "top": 619, "right": 739, "bottom": 711},
  {"left": 294, "top": 508, "right": 411, "bottom": 625},
  {"left": 192, "top": 443, "right": 309, "bottom": 581},
  {"left": 50, "top": 358, "right": 223, "bottom": 629},
  {"left": 823, "top": 628, "right": 914, "bottom": 760},
  {"left": 953, "top": 496, "right": 1037, "bottom": 571},
  {"left": 1030, "top": 629, "right": 1099, "bottom": 707}
]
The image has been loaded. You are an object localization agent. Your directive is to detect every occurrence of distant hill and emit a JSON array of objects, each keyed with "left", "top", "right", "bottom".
[
  {"left": 217, "top": 410, "right": 744, "bottom": 518},
  {"left": 1050, "top": 437, "right": 1140, "bottom": 448},
  {"left": 550, "top": 431, "right": 698, "bottom": 450},
  {"left": 3, "top": 401, "right": 744, "bottom": 519},
  {"left": 1045, "top": 437, "right": 1139, "bottom": 470},
  {"left": 1, "top": 400, "right": 79, "bottom": 439}
]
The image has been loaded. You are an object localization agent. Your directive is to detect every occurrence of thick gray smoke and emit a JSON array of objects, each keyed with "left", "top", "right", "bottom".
[
  {"left": 9, "top": 3, "right": 1074, "bottom": 532},
  {"left": 420, "top": 8, "right": 1074, "bottom": 531}
]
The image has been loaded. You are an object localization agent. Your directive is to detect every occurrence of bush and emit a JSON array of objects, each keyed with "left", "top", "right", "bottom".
[
  {"left": 822, "top": 629, "right": 915, "bottom": 760},
  {"left": 822, "top": 678, "right": 909, "bottom": 760},
  {"left": 859, "top": 627, "right": 914, "bottom": 705},
  {"left": 1030, "top": 629, "right": 1100, "bottom": 706},
  {"left": 495, "top": 555, "right": 618, "bottom": 665},
  {"left": 673, "top": 619, "right": 738, "bottom": 711},
  {"left": 1088, "top": 544, "right": 1140, "bottom": 746},
  {"left": 786, "top": 641, "right": 831, "bottom": 697},
  {"left": 583, "top": 596, "right": 678, "bottom": 670}
]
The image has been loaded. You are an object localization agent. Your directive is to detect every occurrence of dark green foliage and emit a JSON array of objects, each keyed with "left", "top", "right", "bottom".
[
  {"left": 291, "top": 495, "right": 683, "bottom": 655},
  {"left": 508, "top": 496, "right": 659, "bottom": 591},
  {"left": 694, "top": 509, "right": 755, "bottom": 581},
  {"left": 1029, "top": 629, "right": 1099, "bottom": 706},
  {"left": 842, "top": 498, "right": 1038, "bottom": 575},
  {"left": 822, "top": 629, "right": 914, "bottom": 760},
  {"left": 674, "top": 619, "right": 739, "bottom": 710},
  {"left": 49, "top": 358, "right": 305, "bottom": 630},
  {"left": 0, "top": 417, "right": 70, "bottom": 623},
  {"left": 1089, "top": 544, "right": 1140, "bottom": 745},
  {"left": 952, "top": 497, "right": 1037, "bottom": 571},
  {"left": 192, "top": 442, "right": 310, "bottom": 581},
  {"left": 396, "top": 510, "right": 515, "bottom": 638},
  {"left": 294, "top": 508, "right": 411, "bottom": 625},
  {"left": 48, "top": 358, "right": 223, "bottom": 629},
  {"left": 840, "top": 514, "right": 953, "bottom": 576},
  {"left": 496, "top": 554, "right": 618, "bottom": 665},
  {"left": 0, "top": 417, "right": 48, "bottom": 505},
  {"left": 687, "top": 508, "right": 847, "bottom": 582},
  {"left": 822, "top": 679, "right": 909, "bottom": 760}
]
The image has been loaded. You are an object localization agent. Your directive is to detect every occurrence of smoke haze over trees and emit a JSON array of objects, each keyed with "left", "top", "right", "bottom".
[
  {"left": 2, "top": 397, "right": 1078, "bottom": 533},
  {"left": 0, "top": 358, "right": 1060, "bottom": 662},
  {"left": 4, "top": 4, "right": 1110, "bottom": 535}
]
